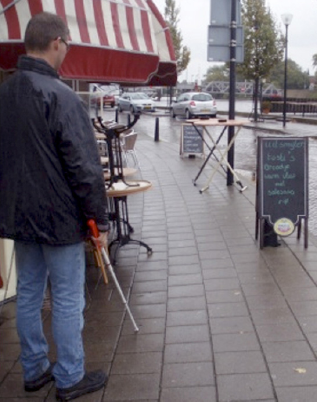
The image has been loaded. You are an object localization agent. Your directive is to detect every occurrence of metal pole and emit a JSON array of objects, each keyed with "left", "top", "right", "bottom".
[
  {"left": 227, "top": 0, "right": 237, "bottom": 186},
  {"left": 154, "top": 117, "right": 159, "bottom": 142},
  {"left": 283, "top": 24, "right": 289, "bottom": 128}
]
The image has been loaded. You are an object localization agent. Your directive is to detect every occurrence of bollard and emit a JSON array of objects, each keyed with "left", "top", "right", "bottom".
[
  {"left": 115, "top": 108, "right": 119, "bottom": 123},
  {"left": 154, "top": 117, "right": 159, "bottom": 142},
  {"left": 127, "top": 114, "right": 131, "bottom": 126}
]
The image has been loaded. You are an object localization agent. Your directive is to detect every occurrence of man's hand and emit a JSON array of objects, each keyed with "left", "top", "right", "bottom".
[{"left": 91, "top": 231, "right": 109, "bottom": 249}]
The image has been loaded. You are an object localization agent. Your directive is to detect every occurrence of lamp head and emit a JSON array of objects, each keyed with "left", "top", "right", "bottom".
[{"left": 281, "top": 13, "right": 293, "bottom": 26}]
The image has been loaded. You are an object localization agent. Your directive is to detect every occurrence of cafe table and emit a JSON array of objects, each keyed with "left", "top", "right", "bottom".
[
  {"left": 189, "top": 118, "right": 249, "bottom": 193},
  {"left": 106, "top": 180, "right": 153, "bottom": 264}
]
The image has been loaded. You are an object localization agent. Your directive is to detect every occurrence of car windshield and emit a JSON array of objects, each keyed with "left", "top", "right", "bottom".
[
  {"left": 131, "top": 93, "right": 150, "bottom": 100},
  {"left": 192, "top": 94, "right": 212, "bottom": 102}
]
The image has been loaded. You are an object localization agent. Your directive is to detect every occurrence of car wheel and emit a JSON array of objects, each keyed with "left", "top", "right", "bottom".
[
  {"left": 130, "top": 105, "right": 135, "bottom": 114},
  {"left": 210, "top": 114, "right": 217, "bottom": 118},
  {"left": 118, "top": 105, "right": 123, "bottom": 112},
  {"left": 185, "top": 109, "right": 192, "bottom": 119},
  {"left": 111, "top": 102, "right": 115, "bottom": 108},
  {"left": 172, "top": 109, "right": 176, "bottom": 118}
]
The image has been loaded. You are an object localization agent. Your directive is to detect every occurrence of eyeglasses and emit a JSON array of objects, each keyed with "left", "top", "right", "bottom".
[{"left": 59, "top": 37, "right": 70, "bottom": 52}]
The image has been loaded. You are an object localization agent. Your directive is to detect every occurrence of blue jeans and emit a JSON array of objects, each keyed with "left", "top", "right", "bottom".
[{"left": 15, "top": 241, "right": 86, "bottom": 389}]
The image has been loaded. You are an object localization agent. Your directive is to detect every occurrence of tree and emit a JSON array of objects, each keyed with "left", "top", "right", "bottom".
[
  {"left": 203, "top": 65, "right": 229, "bottom": 84},
  {"left": 164, "top": 0, "right": 190, "bottom": 75},
  {"left": 269, "top": 59, "right": 310, "bottom": 89},
  {"left": 238, "top": 0, "right": 284, "bottom": 120}
]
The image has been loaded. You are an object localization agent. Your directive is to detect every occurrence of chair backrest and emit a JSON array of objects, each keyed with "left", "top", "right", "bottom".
[{"left": 122, "top": 132, "right": 138, "bottom": 151}]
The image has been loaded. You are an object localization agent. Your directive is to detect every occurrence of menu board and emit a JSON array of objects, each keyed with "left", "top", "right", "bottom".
[
  {"left": 257, "top": 137, "right": 308, "bottom": 235},
  {"left": 180, "top": 124, "right": 204, "bottom": 156}
]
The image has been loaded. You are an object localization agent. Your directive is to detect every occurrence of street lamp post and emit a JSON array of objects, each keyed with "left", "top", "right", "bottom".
[{"left": 281, "top": 13, "right": 293, "bottom": 128}]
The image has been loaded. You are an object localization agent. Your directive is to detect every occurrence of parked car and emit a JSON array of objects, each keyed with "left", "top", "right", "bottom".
[
  {"left": 172, "top": 92, "right": 217, "bottom": 119},
  {"left": 91, "top": 93, "right": 116, "bottom": 108},
  {"left": 118, "top": 92, "right": 156, "bottom": 113},
  {"left": 90, "top": 84, "right": 120, "bottom": 108}
]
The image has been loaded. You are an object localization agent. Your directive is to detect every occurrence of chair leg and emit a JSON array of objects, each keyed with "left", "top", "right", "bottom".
[{"left": 131, "top": 150, "right": 140, "bottom": 168}]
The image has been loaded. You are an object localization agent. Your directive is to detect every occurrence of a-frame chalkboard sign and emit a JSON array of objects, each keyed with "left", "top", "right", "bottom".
[
  {"left": 180, "top": 124, "right": 204, "bottom": 157},
  {"left": 255, "top": 136, "right": 309, "bottom": 248}
]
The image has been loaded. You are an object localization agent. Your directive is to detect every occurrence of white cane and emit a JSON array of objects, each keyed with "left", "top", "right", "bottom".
[{"left": 87, "top": 219, "right": 139, "bottom": 332}]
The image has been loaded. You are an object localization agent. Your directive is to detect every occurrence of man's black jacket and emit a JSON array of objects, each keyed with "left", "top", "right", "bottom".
[{"left": 0, "top": 56, "right": 108, "bottom": 245}]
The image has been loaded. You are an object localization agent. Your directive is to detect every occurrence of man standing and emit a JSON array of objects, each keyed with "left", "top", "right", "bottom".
[{"left": 0, "top": 12, "right": 109, "bottom": 401}]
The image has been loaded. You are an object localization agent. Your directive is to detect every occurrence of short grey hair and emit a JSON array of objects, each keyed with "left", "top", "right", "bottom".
[{"left": 24, "top": 12, "right": 69, "bottom": 52}]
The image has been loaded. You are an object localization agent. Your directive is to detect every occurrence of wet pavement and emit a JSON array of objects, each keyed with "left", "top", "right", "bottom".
[{"left": 2, "top": 107, "right": 317, "bottom": 401}]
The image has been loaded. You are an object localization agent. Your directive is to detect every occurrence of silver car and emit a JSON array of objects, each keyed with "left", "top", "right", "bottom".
[
  {"left": 172, "top": 92, "right": 217, "bottom": 119},
  {"left": 118, "top": 92, "right": 156, "bottom": 113}
]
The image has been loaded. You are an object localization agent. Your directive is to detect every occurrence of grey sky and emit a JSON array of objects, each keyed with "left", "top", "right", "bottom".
[{"left": 154, "top": 0, "right": 317, "bottom": 82}]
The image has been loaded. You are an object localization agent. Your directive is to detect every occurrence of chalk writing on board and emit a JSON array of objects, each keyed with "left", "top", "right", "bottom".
[
  {"left": 258, "top": 138, "right": 308, "bottom": 225},
  {"left": 181, "top": 125, "right": 204, "bottom": 155}
]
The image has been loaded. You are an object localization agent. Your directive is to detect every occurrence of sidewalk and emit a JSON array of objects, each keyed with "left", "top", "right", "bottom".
[{"left": 2, "top": 130, "right": 317, "bottom": 401}]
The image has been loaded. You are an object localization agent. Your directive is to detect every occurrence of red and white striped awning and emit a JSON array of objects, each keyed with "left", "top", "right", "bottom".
[{"left": 0, "top": 0, "right": 177, "bottom": 85}]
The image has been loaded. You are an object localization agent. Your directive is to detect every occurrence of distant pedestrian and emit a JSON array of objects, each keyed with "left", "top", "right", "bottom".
[{"left": 0, "top": 12, "right": 109, "bottom": 401}]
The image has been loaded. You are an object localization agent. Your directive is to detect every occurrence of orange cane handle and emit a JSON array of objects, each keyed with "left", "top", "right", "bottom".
[{"left": 87, "top": 219, "right": 100, "bottom": 238}]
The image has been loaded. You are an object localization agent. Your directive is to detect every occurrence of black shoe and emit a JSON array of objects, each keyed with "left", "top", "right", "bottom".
[
  {"left": 24, "top": 364, "right": 54, "bottom": 392},
  {"left": 56, "top": 370, "right": 108, "bottom": 401}
]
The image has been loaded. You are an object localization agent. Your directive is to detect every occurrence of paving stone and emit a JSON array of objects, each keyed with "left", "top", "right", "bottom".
[
  {"left": 215, "top": 351, "right": 267, "bottom": 375},
  {"left": 127, "top": 304, "right": 166, "bottom": 320},
  {"left": 165, "top": 325, "right": 210, "bottom": 344},
  {"left": 245, "top": 294, "right": 288, "bottom": 310},
  {"left": 117, "top": 333, "right": 164, "bottom": 354},
  {"left": 0, "top": 343, "right": 20, "bottom": 361},
  {"left": 136, "top": 260, "right": 168, "bottom": 271},
  {"left": 217, "top": 373, "right": 274, "bottom": 401},
  {"left": 268, "top": 360, "right": 317, "bottom": 389},
  {"left": 167, "top": 296, "right": 206, "bottom": 312},
  {"left": 276, "top": 386, "right": 317, "bottom": 402},
  {"left": 199, "top": 249, "right": 231, "bottom": 260},
  {"left": 209, "top": 316, "right": 254, "bottom": 334},
  {"left": 160, "top": 386, "right": 217, "bottom": 402},
  {"left": 0, "top": 328, "right": 19, "bottom": 344},
  {"left": 168, "top": 247, "right": 198, "bottom": 257},
  {"left": 168, "top": 239, "right": 196, "bottom": 248},
  {"left": 202, "top": 268, "right": 238, "bottom": 279},
  {"left": 167, "top": 310, "right": 208, "bottom": 327},
  {"left": 164, "top": 342, "right": 212, "bottom": 363},
  {"left": 111, "top": 352, "right": 162, "bottom": 375},
  {"left": 168, "top": 264, "right": 202, "bottom": 275},
  {"left": 262, "top": 341, "right": 316, "bottom": 363},
  {"left": 208, "top": 302, "right": 249, "bottom": 318},
  {"left": 0, "top": 361, "right": 14, "bottom": 383},
  {"left": 206, "top": 289, "right": 244, "bottom": 304},
  {"left": 213, "top": 332, "right": 260, "bottom": 353},
  {"left": 122, "top": 317, "right": 166, "bottom": 335},
  {"left": 197, "top": 241, "right": 227, "bottom": 251},
  {"left": 162, "top": 362, "right": 214, "bottom": 387},
  {"left": 168, "top": 255, "right": 200, "bottom": 266},
  {"left": 204, "top": 278, "right": 241, "bottom": 291},
  {"left": 201, "top": 258, "right": 234, "bottom": 269},
  {"left": 131, "top": 280, "right": 167, "bottom": 293},
  {"left": 84, "top": 341, "right": 116, "bottom": 363},
  {"left": 288, "top": 300, "right": 317, "bottom": 316},
  {"left": 83, "top": 324, "right": 121, "bottom": 343},
  {"left": 104, "top": 373, "right": 160, "bottom": 400},
  {"left": 0, "top": 373, "right": 52, "bottom": 398},
  {"left": 168, "top": 284, "right": 205, "bottom": 298},
  {"left": 129, "top": 291, "right": 167, "bottom": 305},
  {"left": 250, "top": 306, "right": 297, "bottom": 325},
  {"left": 134, "top": 270, "right": 168, "bottom": 282},
  {"left": 168, "top": 274, "right": 202, "bottom": 286},
  {"left": 255, "top": 323, "right": 305, "bottom": 342}
]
